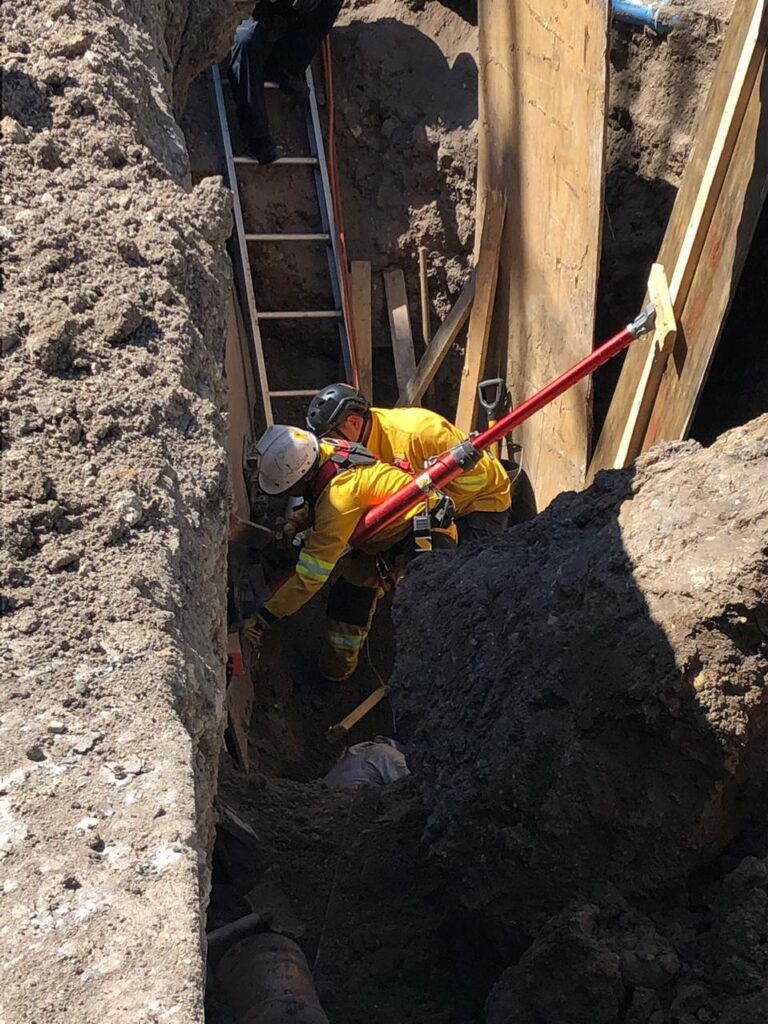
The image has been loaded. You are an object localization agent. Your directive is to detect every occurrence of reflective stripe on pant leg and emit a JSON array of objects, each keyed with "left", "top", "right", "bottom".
[{"left": 319, "top": 553, "right": 381, "bottom": 682}]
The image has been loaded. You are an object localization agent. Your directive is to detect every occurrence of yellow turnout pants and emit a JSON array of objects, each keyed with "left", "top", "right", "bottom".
[{"left": 318, "top": 530, "right": 456, "bottom": 682}]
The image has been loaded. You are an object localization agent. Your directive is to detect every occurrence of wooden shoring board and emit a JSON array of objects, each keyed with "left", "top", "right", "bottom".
[
  {"left": 455, "top": 190, "right": 506, "bottom": 433},
  {"left": 383, "top": 269, "right": 418, "bottom": 399},
  {"left": 350, "top": 261, "right": 373, "bottom": 397},
  {"left": 477, "top": 0, "right": 610, "bottom": 510},
  {"left": 614, "top": 263, "right": 677, "bottom": 467},
  {"left": 589, "top": 0, "right": 768, "bottom": 476},
  {"left": 395, "top": 273, "right": 476, "bottom": 407},
  {"left": 647, "top": 45, "right": 768, "bottom": 444}
]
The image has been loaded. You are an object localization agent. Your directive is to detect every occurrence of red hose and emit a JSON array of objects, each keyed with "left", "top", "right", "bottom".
[
  {"left": 322, "top": 36, "right": 360, "bottom": 389},
  {"left": 349, "top": 310, "right": 654, "bottom": 547}
]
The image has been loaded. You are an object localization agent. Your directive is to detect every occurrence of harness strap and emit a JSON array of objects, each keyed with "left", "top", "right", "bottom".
[{"left": 310, "top": 439, "right": 377, "bottom": 502}]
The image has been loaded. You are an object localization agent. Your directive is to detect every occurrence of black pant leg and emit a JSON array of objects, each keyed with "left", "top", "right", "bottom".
[
  {"left": 268, "top": 0, "right": 344, "bottom": 76},
  {"left": 228, "top": 17, "right": 271, "bottom": 142}
]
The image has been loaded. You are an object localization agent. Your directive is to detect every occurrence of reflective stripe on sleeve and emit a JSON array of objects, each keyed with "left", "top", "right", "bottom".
[{"left": 296, "top": 551, "right": 334, "bottom": 583}]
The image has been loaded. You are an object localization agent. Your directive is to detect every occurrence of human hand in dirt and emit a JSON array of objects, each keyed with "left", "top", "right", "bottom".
[{"left": 241, "top": 610, "right": 271, "bottom": 649}]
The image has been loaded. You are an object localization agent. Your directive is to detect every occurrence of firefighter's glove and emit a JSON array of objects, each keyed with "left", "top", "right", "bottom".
[
  {"left": 280, "top": 500, "right": 312, "bottom": 539},
  {"left": 292, "top": 0, "right": 321, "bottom": 13},
  {"left": 241, "top": 611, "right": 271, "bottom": 650}
]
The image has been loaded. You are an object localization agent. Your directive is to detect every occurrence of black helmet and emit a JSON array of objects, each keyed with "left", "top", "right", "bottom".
[{"left": 306, "top": 383, "right": 370, "bottom": 436}]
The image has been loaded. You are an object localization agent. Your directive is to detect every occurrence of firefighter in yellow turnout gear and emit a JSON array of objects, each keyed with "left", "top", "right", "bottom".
[
  {"left": 242, "top": 425, "right": 457, "bottom": 683},
  {"left": 305, "top": 383, "right": 511, "bottom": 543},
  {"left": 302, "top": 384, "right": 512, "bottom": 682}
]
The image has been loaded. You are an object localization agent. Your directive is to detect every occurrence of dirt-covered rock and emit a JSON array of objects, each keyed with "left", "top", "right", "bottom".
[
  {"left": 0, "top": 1, "right": 241, "bottom": 1022},
  {"left": 392, "top": 417, "right": 768, "bottom": 931}
]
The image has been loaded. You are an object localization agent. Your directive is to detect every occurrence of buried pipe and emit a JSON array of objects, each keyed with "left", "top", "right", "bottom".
[
  {"left": 215, "top": 933, "right": 329, "bottom": 1024},
  {"left": 612, "top": 0, "right": 678, "bottom": 33}
]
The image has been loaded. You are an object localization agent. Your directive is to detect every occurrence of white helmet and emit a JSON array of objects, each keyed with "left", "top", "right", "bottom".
[{"left": 250, "top": 425, "right": 320, "bottom": 495}]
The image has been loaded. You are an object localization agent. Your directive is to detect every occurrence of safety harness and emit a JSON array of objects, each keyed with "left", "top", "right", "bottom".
[
  {"left": 310, "top": 438, "right": 378, "bottom": 502},
  {"left": 310, "top": 438, "right": 455, "bottom": 568}
]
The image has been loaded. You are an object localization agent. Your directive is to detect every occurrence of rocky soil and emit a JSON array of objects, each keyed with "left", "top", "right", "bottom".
[{"left": 0, "top": 1, "right": 243, "bottom": 1022}]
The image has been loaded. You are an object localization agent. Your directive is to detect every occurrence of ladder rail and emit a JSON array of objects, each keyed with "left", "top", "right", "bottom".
[
  {"left": 211, "top": 64, "right": 275, "bottom": 427},
  {"left": 305, "top": 66, "right": 354, "bottom": 382}
]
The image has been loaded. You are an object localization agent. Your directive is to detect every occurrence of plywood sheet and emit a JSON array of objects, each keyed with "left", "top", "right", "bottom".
[{"left": 478, "top": 0, "right": 609, "bottom": 510}]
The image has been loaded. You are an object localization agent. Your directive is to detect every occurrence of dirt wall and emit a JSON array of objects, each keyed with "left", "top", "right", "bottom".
[
  {"left": 390, "top": 415, "right": 768, "bottom": 1023},
  {"left": 0, "top": 2, "right": 241, "bottom": 1021}
]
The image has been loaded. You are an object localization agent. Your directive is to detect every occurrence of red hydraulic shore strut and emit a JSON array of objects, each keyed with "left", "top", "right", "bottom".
[{"left": 349, "top": 305, "right": 656, "bottom": 549}]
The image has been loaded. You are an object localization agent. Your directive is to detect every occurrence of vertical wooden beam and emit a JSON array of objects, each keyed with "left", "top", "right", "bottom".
[
  {"left": 478, "top": 0, "right": 610, "bottom": 510},
  {"left": 455, "top": 191, "right": 506, "bottom": 433},
  {"left": 383, "top": 269, "right": 418, "bottom": 399},
  {"left": 589, "top": 0, "right": 768, "bottom": 475},
  {"left": 350, "top": 260, "right": 373, "bottom": 397}
]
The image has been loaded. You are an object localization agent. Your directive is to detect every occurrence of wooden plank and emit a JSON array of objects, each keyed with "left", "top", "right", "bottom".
[
  {"left": 614, "top": 264, "right": 677, "bottom": 467},
  {"left": 455, "top": 190, "right": 506, "bottom": 433},
  {"left": 589, "top": 0, "right": 768, "bottom": 476},
  {"left": 383, "top": 269, "right": 417, "bottom": 398},
  {"left": 350, "top": 261, "right": 372, "bottom": 397},
  {"left": 395, "top": 273, "right": 476, "bottom": 408},
  {"left": 477, "top": 0, "right": 609, "bottom": 510},
  {"left": 647, "top": 48, "right": 768, "bottom": 444}
]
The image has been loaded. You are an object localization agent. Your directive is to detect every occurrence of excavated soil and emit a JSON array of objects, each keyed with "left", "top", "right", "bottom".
[{"left": 207, "top": 418, "right": 768, "bottom": 1024}]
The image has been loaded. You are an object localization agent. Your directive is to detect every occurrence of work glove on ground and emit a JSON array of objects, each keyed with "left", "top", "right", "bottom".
[{"left": 241, "top": 610, "right": 271, "bottom": 650}]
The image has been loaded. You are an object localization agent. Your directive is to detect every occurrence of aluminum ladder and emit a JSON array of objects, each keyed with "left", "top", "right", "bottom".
[{"left": 211, "top": 62, "right": 353, "bottom": 427}]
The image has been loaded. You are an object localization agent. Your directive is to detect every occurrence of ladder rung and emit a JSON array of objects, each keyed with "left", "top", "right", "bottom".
[
  {"left": 258, "top": 310, "right": 343, "bottom": 320},
  {"left": 264, "top": 81, "right": 280, "bottom": 89},
  {"left": 233, "top": 156, "right": 319, "bottom": 166},
  {"left": 269, "top": 389, "right": 321, "bottom": 398},
  {"left": 245, "top": 233, "right": 330, "bottom": 242}
]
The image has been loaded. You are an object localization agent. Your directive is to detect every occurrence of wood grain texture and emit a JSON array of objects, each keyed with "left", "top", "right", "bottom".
[
  {"left": 647, "top": 49, "right": 768, "bottom": 445},
  {"left": 614, "top": 264, "right": 677, "bottom": 468},
  {"left": 384, "top": 269, "right": 418, "bottom": 398},
  {"left": 455, "top": 190, "right": 506, "bottom": 432},
  {"left": 395, "top": 273, "right": 476, "bottom": 407},
  {"left": 350, "top": 261, "right": 373, "bottom": 397},
  {"left": 477, "top": 0, "right": 610, "bottom": 510},
  {"left": 589, "top": 0, "right": 768, "bottom": 476}
]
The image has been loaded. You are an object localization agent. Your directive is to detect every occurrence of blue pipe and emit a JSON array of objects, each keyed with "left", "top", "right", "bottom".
[{"left": 612, "top": 0, "right": 677, "bottom": 34}]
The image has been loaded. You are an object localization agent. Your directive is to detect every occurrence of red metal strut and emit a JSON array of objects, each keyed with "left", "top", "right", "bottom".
[{"left": 349, "top": 306, "right": 655, "bottom": 548}]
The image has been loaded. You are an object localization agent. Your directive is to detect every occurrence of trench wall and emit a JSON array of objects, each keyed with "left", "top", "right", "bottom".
[{"left": 0, "top": 1, "right": 243, "bottom": 1021}]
